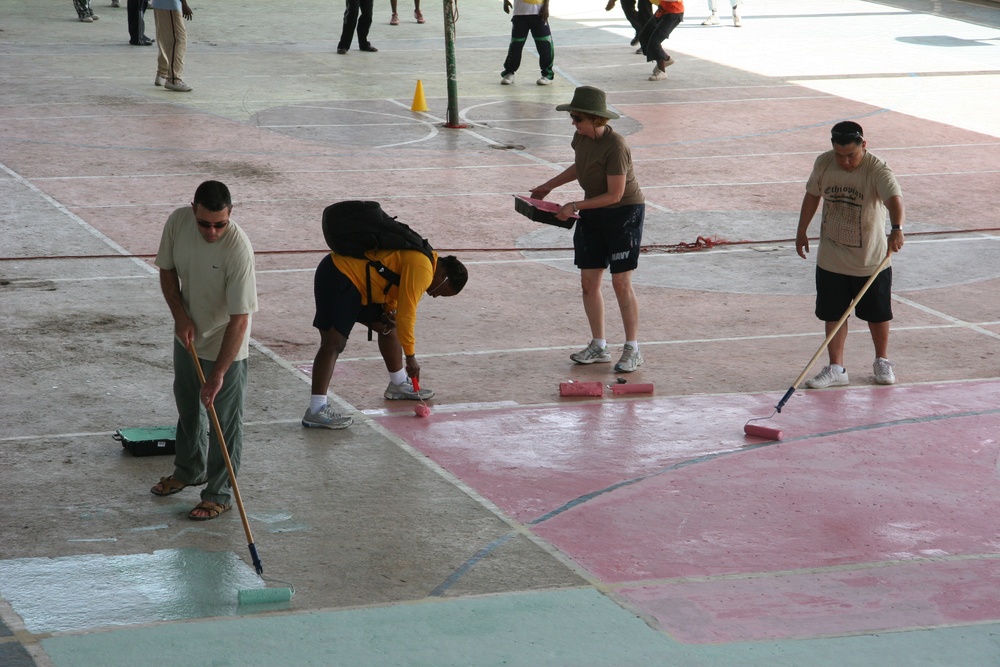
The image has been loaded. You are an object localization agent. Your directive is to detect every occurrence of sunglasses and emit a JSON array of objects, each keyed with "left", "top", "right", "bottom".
[
  {"left": 831, "top": 130, "right": 863, "bottom": 142},
  {"left": 197, "top": 219, "right": 229, "bottom": 230},
  {"left": 569, "top": 113, "right": 585, "bottom": 124}
]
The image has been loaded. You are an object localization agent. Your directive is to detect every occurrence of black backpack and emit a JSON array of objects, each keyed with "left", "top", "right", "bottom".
[{"left": 321, "top": 201, "right": 435, "bottom": 331}]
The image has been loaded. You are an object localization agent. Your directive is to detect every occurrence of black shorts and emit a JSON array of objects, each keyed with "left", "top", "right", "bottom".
[
  {"left": 573, "top": 203, "right": 645, "bottom": 274},
  {"left": 312, "top": 254, "right": 384, "bottom": 337},
  {"left": 815, "top": 265, "right": 893, "bottom": 323}
]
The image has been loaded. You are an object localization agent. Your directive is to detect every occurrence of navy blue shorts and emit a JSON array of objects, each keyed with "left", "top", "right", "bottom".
[
  {"left": 312, "top": 254, "right": 384, "bottom": 337},
  {"left": 573, "top": 203, "right": 645, "bottom": 274},
  {"left": 815, "top": 265, "right": 893, "bottom": 323}
]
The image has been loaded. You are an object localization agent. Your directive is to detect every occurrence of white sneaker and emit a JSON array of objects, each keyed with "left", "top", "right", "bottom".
[
  {"left": 570, "top": 340, "right": 611, "bottom": 364},
  {"left": 873, "top": 358, "right": 896, "bottom": 385},
  {"left": 733, "top": 11, "right": 742, "bottom": 27},
  {"left": 536, "top": 77, "right": 553, "bottom": 86},
  {"left": 165, "top": 79, "right": 193, "bottom": 92},
  {"left": 648, "top": 67, "right": 667, "bottom": 81},
  {"left": 384, "top": 378, "right": 435, "bottom": 400},
  {"left": 302, "top": 405, "right": 353, "bottom": 429},
  {"left": 154, "top": 74, "right": 165, "bottom": 86},
  {"left": 805, "top": 365, "right": 849, "bottom": 389},
  {"left": 614, "top": 345, "right": 644, "bottom": 373},
  {"left": 501, "top": 72, "right": 515, "bottom": 85},
  {"left": 702, "top": 13, "right": 719, "bottom": 25}
]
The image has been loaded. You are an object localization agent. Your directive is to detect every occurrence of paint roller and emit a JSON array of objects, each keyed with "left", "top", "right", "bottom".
[
  {"left": 744, "top": 252, "right": 893, "bottom": 442},
  {"left": 412, "top": 376, "right": 431, "bottom": 417},
  {"left": 187, "top": 342, "right": 294, "bottom": 605}
]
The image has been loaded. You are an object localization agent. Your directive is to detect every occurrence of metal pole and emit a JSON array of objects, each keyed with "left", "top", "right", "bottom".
[{"left": 442, "top": 0, "right": 467, "bottom": 128}]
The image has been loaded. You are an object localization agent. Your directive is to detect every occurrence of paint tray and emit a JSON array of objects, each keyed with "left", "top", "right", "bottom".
[
  {"left": 513, "top": 195, "right": 577, "bottom": 229},
  {"left": 114, "top": 426, "right": 176, "bottom": 457}
]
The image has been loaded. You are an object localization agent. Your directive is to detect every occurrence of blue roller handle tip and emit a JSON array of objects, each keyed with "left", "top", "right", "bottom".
[
  {"left": 249, "top": 543, "right": 263, "bottom": 576},
  {"left": 775, "top": 387, "right": 796, "bottom": 413}
]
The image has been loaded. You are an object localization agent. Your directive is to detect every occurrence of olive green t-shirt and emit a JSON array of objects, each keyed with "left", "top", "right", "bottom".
[{"left": 571, "top": 126, "right": 644, "bottom": 206}]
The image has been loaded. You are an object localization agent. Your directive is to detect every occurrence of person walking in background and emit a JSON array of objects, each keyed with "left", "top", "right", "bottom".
[
  {"left": 606, "top": 0, "right": 653, "bottom": 51},
  {"left": 389, "top": 0, "right": 424, "bottom": 25},
  {"left": 151, "top": 181, "right": 258, "bottom": 521},
  {"left": 702, "top": 0, "right": 742, "bottom": 27},
  {"left": 500, "top": 0, "right": 554, "bottom": 86},
  {"left": 151, "top": 0, "right": 193, "bottom": 91},
  {"left": 796, "top": 121, "right": 906, "bottom": 388},
  {"left": 128, "top": 0, "right": 154, "bottom": 46},
  {"left": 73, "top": 0, "right": 99, "bottom": 22},
  {"left": 638, "top": 0, "right": 683, "bottom": 81},
  {"left": 529, "top": 86, "right": 647, "bottom": 374},
  {"left": 338, "top": 0, "right": 378, "bottom": 53}
]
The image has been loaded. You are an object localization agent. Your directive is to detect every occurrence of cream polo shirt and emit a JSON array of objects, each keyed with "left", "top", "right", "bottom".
[{"left": 155, "top": 206, "right": 258, "bottom": 361}]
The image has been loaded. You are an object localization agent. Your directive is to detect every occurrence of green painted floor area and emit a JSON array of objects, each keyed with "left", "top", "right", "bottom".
[
  {"left": 39, "top": 587, "right": 1000, "bottom": 667},
  {"left": 0, "top": 549, "right": 267, "bottom": 634}
]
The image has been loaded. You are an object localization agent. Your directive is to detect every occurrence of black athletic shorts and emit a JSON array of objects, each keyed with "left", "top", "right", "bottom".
[
  {"left": 312, "top": 254, "right": 384, "bottom": 337},
  {"left": 573, "top": 203, "right": 645, "bottom": 274},
  {"left": 815, "top": 265, "right": 893, "bottom": 323}
]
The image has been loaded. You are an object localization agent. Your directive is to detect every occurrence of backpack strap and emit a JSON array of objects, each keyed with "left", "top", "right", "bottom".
[{"left": 363, "top": 260, "right": 401, "bottom": 341}]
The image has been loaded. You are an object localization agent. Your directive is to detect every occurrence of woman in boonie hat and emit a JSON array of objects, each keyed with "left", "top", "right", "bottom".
[{"left": 528, "top": 86, "right": 647, "bottom": 374}]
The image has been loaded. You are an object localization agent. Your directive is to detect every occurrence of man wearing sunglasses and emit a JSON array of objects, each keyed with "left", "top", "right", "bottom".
[
  {"left": 151, "top": 180, "right": 258, "bottom": 521},
  {"left": 796, "top": 121, "right": 906, "bottom": 389}
]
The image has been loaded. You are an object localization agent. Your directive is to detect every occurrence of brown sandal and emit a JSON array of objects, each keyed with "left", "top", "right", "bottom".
[
  {"left": 151, "top": 475, "right": 191, "bottom": 496},
  {"left": 188, "top": 501, "right": 231, "bottom": 521}
]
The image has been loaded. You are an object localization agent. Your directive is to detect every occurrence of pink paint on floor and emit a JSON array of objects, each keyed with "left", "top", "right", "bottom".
[{"left": 378, "top": 381, "right": 1000, "bottom": 639}]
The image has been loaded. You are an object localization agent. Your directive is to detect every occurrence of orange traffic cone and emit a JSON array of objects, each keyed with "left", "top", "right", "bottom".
[{"left": 411, "top": 79, "right": 429, "bottom": 112}]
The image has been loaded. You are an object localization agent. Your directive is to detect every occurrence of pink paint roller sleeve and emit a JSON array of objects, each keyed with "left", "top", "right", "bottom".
[
  {"left": 611, "top": 383, "right": 654, "bottom": 395},
  {"left": 412, "top": 377, "right": 431, "bottom": 418},
  {"left": 743, "top": 423, "right": 783, "bottom": 440},
  {"left": 559, "top": 381, "right": 603, "bottom": 397}
]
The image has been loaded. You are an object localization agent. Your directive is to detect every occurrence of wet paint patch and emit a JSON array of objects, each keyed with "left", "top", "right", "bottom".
[{"left": 0, "top": 548, "right": 263, "bottom": 633}]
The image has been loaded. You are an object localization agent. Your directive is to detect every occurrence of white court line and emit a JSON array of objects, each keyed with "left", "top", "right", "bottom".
[{"left": 892, "top": 295, "right": 1000, "bottom": 343}]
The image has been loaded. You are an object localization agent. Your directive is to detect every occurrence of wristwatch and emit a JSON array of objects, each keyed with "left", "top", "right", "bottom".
[
  {"left": 571, "top": 201, "right": 579, "bottom": 213},
  {"left": 891, "top": 225, "right": 902, "bottom": 231}
]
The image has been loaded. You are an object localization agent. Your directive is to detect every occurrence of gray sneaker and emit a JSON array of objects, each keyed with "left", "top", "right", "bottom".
[
  {"left": 570, "top": 340, "right": 611, "bottom": 364},
  {"left": 873, "top": 358, "right": 896, "bottom": 385},
  {"left": 614, "top": 344, "right": 644, "bottom": 373},
  {"left": 302, "top": 404, "right": 353, "bottom": 429},
  {"left": 805, "top": 365, "right": 849, "bottom": 389},
  {"left": 384, "top": 379, "right": 435, "bottom": 400}
]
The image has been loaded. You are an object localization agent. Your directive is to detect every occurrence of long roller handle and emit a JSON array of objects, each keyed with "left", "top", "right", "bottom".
[
  {"left": 187, "top": 342, "right": 263, "bottom": 575},
  {"left": 776, "top": 252, "right": 893, "bottom": 413}
]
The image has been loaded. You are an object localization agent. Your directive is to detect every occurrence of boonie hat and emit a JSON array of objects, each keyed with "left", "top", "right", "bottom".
[{"left": 555, "top": 86, "right": 620, "bottom": 120}]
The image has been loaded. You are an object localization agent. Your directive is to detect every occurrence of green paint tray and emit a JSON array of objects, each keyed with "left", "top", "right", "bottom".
[{"left": 114, "top": 426, "right": 176, "bottom": 457}]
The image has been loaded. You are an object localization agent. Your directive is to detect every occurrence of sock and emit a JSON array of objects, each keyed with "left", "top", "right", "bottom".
[
  {"left": 310, "top": 395, "right": 328, "bottom": 412},
  {"left": 389, "top": 369, "right": 408, "bottom": 385},
  {"left": 626, "top": 340, "right": 639, "bottom": 351},
  {"left": 832, "top": 364, "right": 845, "bottom": 373},
  {"left": 593, "top": 338, "right": 607, "bottom": 350}
]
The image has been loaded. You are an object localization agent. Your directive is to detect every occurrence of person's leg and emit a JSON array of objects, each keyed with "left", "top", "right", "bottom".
[
  {"left": 502, "top": 15, "right": 530, "bottom": 78},
  {"left": 649, "top": 13, "right": 682, "bottom": 68},
  {"left": 413, "top": 0, "right": 423, "bottom": 23},
  {"left": 339, "top": 0, "right": 360, "bottom": 50},
  {"left": 825, "top": 320, "right": 848, "bottom": 367},
  {"left": 390, "top": 0, "right": 397, "bottom": 11},
  {"left": 580, "top": 268, "right": 606, "bottom": 341},
  {"left": 611, "top": 270, "right": 639, "bottom": 342},
  {"left": 73, "top": 0, "right": 91, "bottom": 19},
  {"left": 153, "top": 9, "right": 172, "bottom": 79},
  {"left": 377, "top": 328, "right": 404, "bottom": 374},
  {"left": 127, "top": 0, "right": 140, "bottom": 41},
  {"left": 357, "top": 0, "right": 375, "bottom": 47},
  {"left": 196, "top": 356, "right": 248, "bottom": 511},
  {"left": 170, "top": 338, "right": 210, "bottom": 486},
  {"left": 311, "top": 327, "right": 349, "bottom": 396},
  {"left": 620, "top": 0, "right": 642, "bottom": 35},
  {"left": 166, "top": 9, "right": 187, "bottom": 82},
  {"left": 869, "top": 321, "right": 889, "bottom": 359},
  {"left": 528, "top": 14, "right": 554, "bottom": 80}
]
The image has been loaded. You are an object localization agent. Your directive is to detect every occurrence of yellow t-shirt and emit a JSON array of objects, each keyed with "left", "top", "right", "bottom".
[{"left": 332, "top": 249, "right": 437, "bottom": 356}]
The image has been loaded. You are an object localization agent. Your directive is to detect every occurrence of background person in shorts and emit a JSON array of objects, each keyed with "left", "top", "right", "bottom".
[
  {"left": 303, "top": 248, "right": 468, "bottom": 429},
  {"left": 529, "top": 86, "right": 646, "bottom": 374},
  {"left": 796, "top": 121, "right": 906, "bottom": 388}
]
